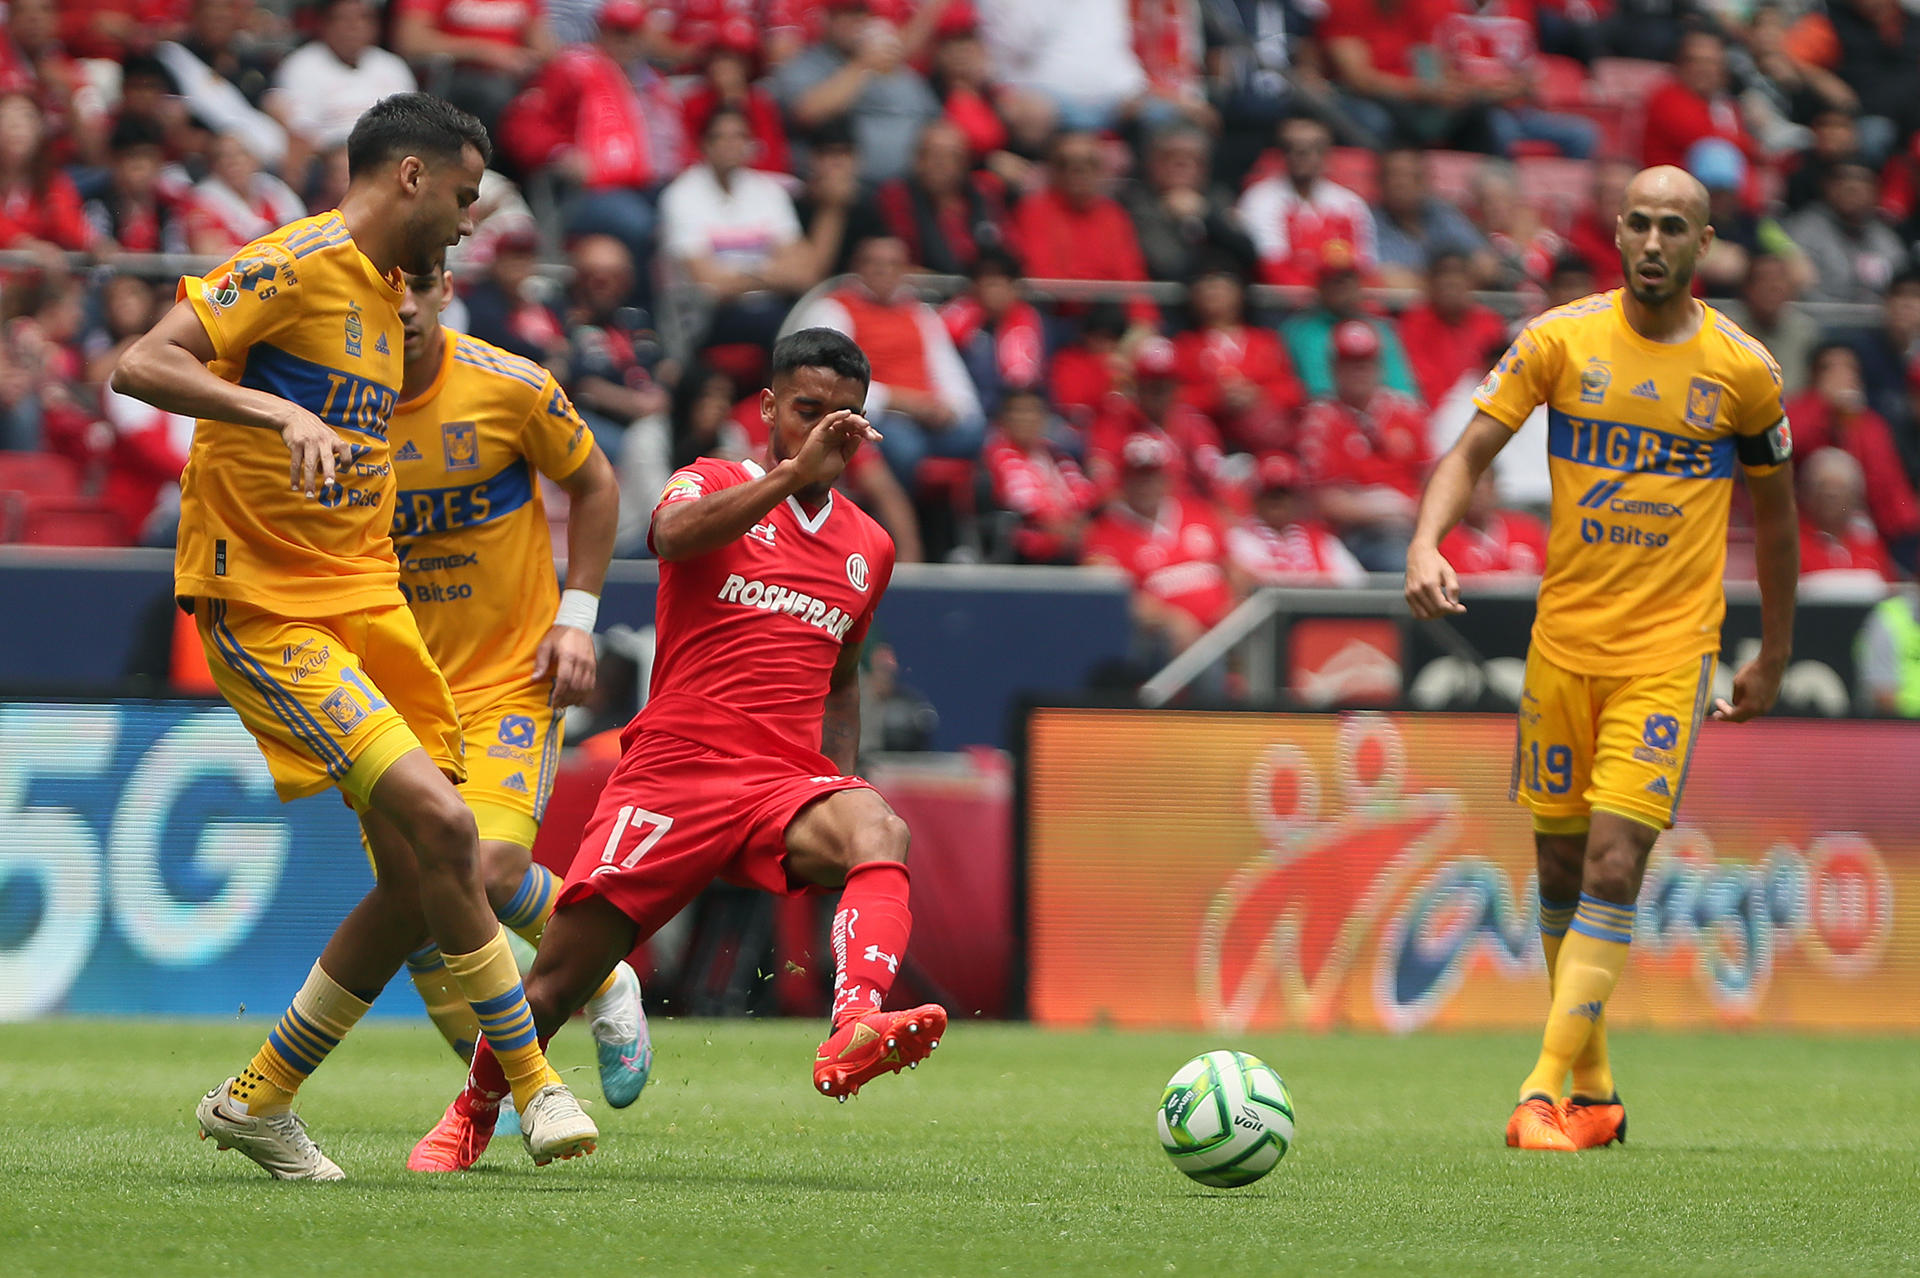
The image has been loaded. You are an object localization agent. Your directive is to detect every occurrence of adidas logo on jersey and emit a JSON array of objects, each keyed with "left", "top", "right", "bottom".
[
  {"left": 502, "top": 772, "right": 530, "bottom": 793},
  {"left": 1645, "top": 775, "right": 1671, "bottom": 797},
  {"left": 1630, "top": 379, "right": 1660, "bottom": 400},
  {"left": 717, "top": 573, "right": 856, "bottom": 640},
  {"left": 395, "top": 440, "right": 424, "bottom": 461},
  {"left": 373, "top": 332, "right": 390, "bottom": 356}
]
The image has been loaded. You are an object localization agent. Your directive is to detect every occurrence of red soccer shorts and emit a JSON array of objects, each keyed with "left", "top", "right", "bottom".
[{"left": 555, "top": 730, "right": 874, "bottom": 936}]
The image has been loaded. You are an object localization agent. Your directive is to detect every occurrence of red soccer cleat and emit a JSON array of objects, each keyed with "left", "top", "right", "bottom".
[
  {"left": 407, "top": 1094, "right": 498, "bottom": 1172},
  {"left": 813, "top": 1004, "right": 947, "bottom": 1100},
  {"left": 1560, "top": 1095, "right": 1627, "bottom": 1149},
  {"left": 1506, "top": 1096, "right": 1578, "bottom": 1151}
]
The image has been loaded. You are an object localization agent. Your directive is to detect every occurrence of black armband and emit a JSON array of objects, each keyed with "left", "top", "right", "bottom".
[{"left": 1736, "top": 418, "right": 1792, "bottom": 467}]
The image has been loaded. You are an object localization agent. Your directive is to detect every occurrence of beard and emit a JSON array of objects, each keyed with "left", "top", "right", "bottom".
[{"left": 1622, "top": 252, "right": 1692, "bottom": 306}]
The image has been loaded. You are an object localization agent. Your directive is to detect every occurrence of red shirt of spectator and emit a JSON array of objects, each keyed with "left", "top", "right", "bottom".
[
  {"left": 1083, "top": 436, "right": 1234, "bottom": 631},
  {"left": 1172, "top": 267, "right": 1303, "bottom": 454},
  {"left": 1319, "top": 0, "right": 1450, "bottom": 78},
  {"left": 1786, "top": 358, "right": 1920, "bottom": 545},
  {"left": 1432, "top": 0, "right": 1537, "bottom": 90},
  {"left": 1396, "top": 266, "right": 1509, "bottom": 408},
  {"left": 0, "top": 171, "right": 93, "bottom": 251},
  {"left": 395, "top": 0, "right": 542, "bottom": 51},
  {"left": 983, "top": 395, "right": 1097, "bottom": 563},
  {"left": 1799, "top": 515, "right": 1893, "bottom": 581},
  {"left": 679, "top": 17, "right": 789, "bottom": 174},
  {"left": 1010, "top": 134, "right": 1156, "bottom": 324},
  {"left": 941, "top": 276, "right": 1045, "bottom": 392},
  {"left": 1235, "top": 116, "right": 1377, "bottom": 288},
  {"left": 1440, "top": 510, "right": 1549, "bottom": 574},
  {"left": 1227, "top": 455, "right": 1368, "bottom": 585},
  {"left": 1298, "top": 322, "right": 1431, "bottom": 498},
  {"left": 1640, "top": 30, "right": 1757, "bottom": 172},
  {"left": 1132, "top": 0, "right": 1203, "bottom": 102},
  {"left": 503, "top": 45, "right": 665, "bottom": 189},
  {"left": 1085, "top": 340, "right": 1231, "bottom": 503}
]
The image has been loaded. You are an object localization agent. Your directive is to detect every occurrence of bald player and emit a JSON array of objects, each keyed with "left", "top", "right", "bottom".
[{"left": 1406, "top": 166, "right": 1798, "bottom": 1151}]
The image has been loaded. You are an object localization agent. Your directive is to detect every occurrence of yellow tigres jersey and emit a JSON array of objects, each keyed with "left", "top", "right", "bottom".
[
  {"left": 389, "top": 332, "right": 594, "bottom": 696},
  {"left": 1474, "top": 290, "right": 1790, "bottom": 675},
  {"left": 176, "top": 211, "right": 406, "bottom": 613}
]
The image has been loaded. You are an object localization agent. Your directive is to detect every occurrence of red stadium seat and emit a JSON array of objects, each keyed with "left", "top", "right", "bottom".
[
  {"left": 19, "top": 496, "right": 129, "bottom": 547},
  {"left": 1591, "top": 58, "right": 1670, "bottom": 105},
  {"left": 1535, "top": 55, "right": 1591, "bottom": 111},
  {"left": 0, "top": 451, "right": 81, "bottom": 498},
  {"left": 1518, "top": 156, "right": 1595, "bottom": 232},
  {"left": 1424, "top": 151, "right": 1484, "bottom": 206},
  {"left": 1324, "top": 146, "right": 1380, "bottom": 204}
]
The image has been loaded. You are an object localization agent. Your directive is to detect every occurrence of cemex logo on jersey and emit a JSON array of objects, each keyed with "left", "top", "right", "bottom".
[{"left": 717, "top": 574, "right": 857, "bottom": 639}]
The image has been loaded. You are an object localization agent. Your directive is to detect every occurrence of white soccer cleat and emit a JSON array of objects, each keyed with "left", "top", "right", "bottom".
[
  {"left": 519, "top": 1083, "right": 598, "bottom": 1166},
  {"left": 585, "top": 960, "right": 652, "bottom": 1108},
  {"left": 195, "top": 1078, "right": 345, "bottom": 1181}
]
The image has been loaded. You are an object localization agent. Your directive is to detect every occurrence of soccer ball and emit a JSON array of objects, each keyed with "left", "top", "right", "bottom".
[{"left": 1156, "top": 1049, "right": 1295, "bottom": 1188}]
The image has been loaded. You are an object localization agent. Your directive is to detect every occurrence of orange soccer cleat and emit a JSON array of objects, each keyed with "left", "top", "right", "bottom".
[
  {"left": 813, "top": 1004, "right": 947, "bottom": 1101},
  {"left": 1560, "top": 1095, "right": 1627, "bottom": 1149},
  {"left": 407, "top": 1094, "right": 498, "bottom": 1172},
  {"left": 1506, "top": 1096, "right": 1578, "bottom": 1151}
]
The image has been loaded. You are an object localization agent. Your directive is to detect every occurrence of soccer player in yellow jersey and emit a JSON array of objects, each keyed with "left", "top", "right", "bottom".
[
  {"left": 110, "top": 94, "right": 596, "bottom": 1179},
  {"left": 379, "top": 266, "right": 651, "bottom": 1161},
  {"left": 1405, "top": 167, "right": 1799, "bottom": 1152}
]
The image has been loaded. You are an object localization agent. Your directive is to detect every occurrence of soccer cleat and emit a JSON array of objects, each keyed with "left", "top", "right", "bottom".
[
  {"left": 1561, "top": 1094, "right": 1627, "bottom": 1149},
  {"left": 496, "top": 1094, "right": 520, "bottom": 1139},
  {"left": 1506, "top": 1096, "right": 1578, "bottom": 1152},
  {"left": 195, "top": 1078, "right": 344, "bottom": 1181},
  {"left": 520, "top": 1083, "right": 598, "bottom": 1166},
  {"left": 407, "top": 1094, "right": 499, "bottom": 1173},
  {"left": 586, "top": 961, "right": 652, "bottom": 1108},
  {"left": 813, "top": 1003, "right": 947, "bottom": 1100}
]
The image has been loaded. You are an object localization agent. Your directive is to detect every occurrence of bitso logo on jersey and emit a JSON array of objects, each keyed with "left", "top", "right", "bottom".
[{"left": 846, "top": 553, "right": 869, "bottom": 591}]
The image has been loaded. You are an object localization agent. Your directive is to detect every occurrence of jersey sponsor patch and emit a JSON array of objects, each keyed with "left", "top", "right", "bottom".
[
  {"left": 717, "top": 573, "right": 857, "bottom": 639},
  {"left": 659, "top": 473, "right": 704, "bottom": 504},
  {"left": 499, "top": 714, "right": 536, "bottom": 748}
]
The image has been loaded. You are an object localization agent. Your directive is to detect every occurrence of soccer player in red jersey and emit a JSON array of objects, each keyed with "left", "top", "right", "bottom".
[{"left": 412, "top": 328, "right": 943, "bottom": 1171}]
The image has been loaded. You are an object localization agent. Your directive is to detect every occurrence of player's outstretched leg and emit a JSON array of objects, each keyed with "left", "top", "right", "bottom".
[{"left": 786, "top": 791, "right": 946, "bottom": 1101}]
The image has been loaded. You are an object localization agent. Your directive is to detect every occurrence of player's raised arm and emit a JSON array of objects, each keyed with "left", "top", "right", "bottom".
[
  {"left": 1714, "top": 460, "right": 1798, "bottom": 721},
  {"left": 111, "top": 297, "right": 353, "bottom": 498},
  {"left": 1405, "top": 411, "right": 1514, "bottom": 617}
]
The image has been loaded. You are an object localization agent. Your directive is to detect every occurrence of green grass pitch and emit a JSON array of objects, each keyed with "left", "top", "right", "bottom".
[{"left": 2, "top": 1020, "right": 1915, "bottom": 1277}]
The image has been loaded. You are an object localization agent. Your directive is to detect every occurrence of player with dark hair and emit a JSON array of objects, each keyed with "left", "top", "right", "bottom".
[
  {"left": 110, "top": 93, "right": 596, "bottom": 1181},
  {"left": 411, "top": 328, "right": 946, "bottom": 1172},
  {"left": 1406, "top": 166, "right": 1798, "bottom": 1152}
]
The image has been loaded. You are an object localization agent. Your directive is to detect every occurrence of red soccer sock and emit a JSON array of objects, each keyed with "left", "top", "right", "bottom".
[
  {"left": 464, "top": 1030, "right": 556, "bottom": 1109},
  {"left": 829, "top": 860, "right": 913, "bottom": 1027}
]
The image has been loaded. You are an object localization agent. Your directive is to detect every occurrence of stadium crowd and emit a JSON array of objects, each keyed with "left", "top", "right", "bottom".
[{"left": 5, "top": 0, "right": 1920, "bottom": 660}]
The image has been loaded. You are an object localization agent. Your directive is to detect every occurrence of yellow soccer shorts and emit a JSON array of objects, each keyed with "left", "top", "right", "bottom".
[
  {"left": 198, "top": 597, "right": 465, "bottom": 806},
  {"left": 454, "top": 681, "right": 564, "bottom": 849},
  {"left": 1510, "top": 646, "right": 1717, "bottom": 832}
]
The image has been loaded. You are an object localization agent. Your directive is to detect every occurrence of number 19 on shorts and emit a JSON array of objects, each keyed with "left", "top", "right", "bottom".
[{"left": 1526, "top": 742, "right": 1572, "bottom": 795}]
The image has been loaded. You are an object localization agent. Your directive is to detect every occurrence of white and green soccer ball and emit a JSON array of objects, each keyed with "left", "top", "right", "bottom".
[{"left": 1156, "top": 1049, "right": 1295, "bottom": 1188}]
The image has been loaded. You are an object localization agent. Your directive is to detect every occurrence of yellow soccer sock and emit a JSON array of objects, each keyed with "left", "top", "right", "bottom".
[
  {"left": 497, "top": 864, "right": 560, "bottom": 949},
  {"left": 1519, "top": 895, "right": 1633, "bottom": 1102},
  {"left": 232, "top": 963, "right": 373, "bottom": 1115},
  {"left": 443, "top": 926, "right": 562, "bottom": 1110},
  {"left": 406, "top": 944, "right": 479, "bottom": 1062},
  {"left": 1538, "top": 895, "right": 1612, "bottom": 1097}
]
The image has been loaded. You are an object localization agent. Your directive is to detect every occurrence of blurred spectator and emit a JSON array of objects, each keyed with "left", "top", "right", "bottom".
[
  {"left": 1009, "top": 130, "right": 1156, "bottom": 326},
  {"left": 659, "top": 105, "right": 812, "bottom": 350},
  {"left": 156, "top": 0, "right": 286, "bottom": 168},
  {"left": 1564, "top": 155, "right": 1630, "bottom": 291},
  {"left": 983, "top": 385, "right": 1096, "bottom": 563},
  {"left": 1467, "top": 159, "right": 1563, "bottom": 293},
  {"left": 1437, "top": 468, "right": 1547, "bottom": 575},
  {"left": 1281, "top": 258, "right": 1417, "bottom": 401},
  {"left": 1740, "top": 4, "right": 1853, "bottom": 160},
  {"left": 1297, "top": 319, "right": 1429, "bottom": 571},
  {"left": 681, "top": 17, "right": 790, "bottom": 176},
  {"left": 1825, "top": 0, "right": 1920, "bottom": 167},
  {"left": 1786, "top": 342, "right": 1920, "bottom": 572},
  {"left": 1782, "top": 106, "right": 1860, "bottom": 214},
  {"left": 925, "top": 15, "right": 1019, "bottom": 173},
  {"left": 80, "top": 115, "right": 186, "bottom": 255},
  {"left": 618, "top": 362, "right": 744, "bottom": 555},
  {"left": 1433, "top": 0, "right": 1597, "bottom": 159},
  {"left": 1236, "top": 114, "right": 1377, "bottom": 288},
  {"left": 1543, "top": 250, "right": 1596, "bottom": 308},
  {"left": 1120, "top": 122, "right": 1255, "bottom": 284},
  {"left": 0, "top": 93, "right": 96, "bottom": 258},
  {"left": 461, "top": 226, "right": 568, "bottom": 365},
  {"left": 57, "top": 0, "right": 189, "bottom": 62},
  {"left": 1846, "top": 269, "right": 1920, "bottom": 472},
  {"left": 980, "top": 0, "right": 1149, "bottom": 143},
  {"left": 1206, "top": 0, "right": 1316, "bottom": 181},
  {"left": 1225, "top": 453, "right": 1368, "bottom": 589},
  {"left": 1372, "top": 145, "right": 1492, "bottom": 289},
  {"left": 790, "top": 120, "right": 879, "bottom": 281},
  {"left": 1171, "top": 255, "right": 1302, "bottom": 456},
  {"left": 1798, "top": 447, "right": 1895, "bottom": 585},
  {"left": 183, "top": 131, "right": 304, "bottom": 256},
  {"left": 114, "top": 53, "right": 198, "bottom": 163},
  {"left": 266, "top": 0, "right": 417, "bottom": 186},
  {"left": 1721, "top": 252, "right": 1818, "bottom": 396},
  {"left": 1398, "top": 250, "right": 1507, "bottom": 409},
  {"left": 566, "top": 233, "right": 667, "bottom": 461},
  {"left": 393, "top": 0, "right": 555, "bottom": 136},
  {"left": 1687, "top": 137, "right": 1810, "bottom": 298},
  {"left": 797, "top": 233, "right": 987, "bottom": 484},
  {"left": 772, "top": 0, "right": 942, "bottom": 185},
  {"left": 1048, "top": 301, "right": 1131, "bottom": 427},
  {"left": 873, "top": 119, "right": 1010, "bottom": 275},
  {"left": 1320, "top": 0, "right": 1499, "bottom": 152},
  {"left": 1085, "top": 337, "right": 1230, "bottom": 503},
  {"left": 1783, "top": 156, "right": 1909, "bottom": 305},
  {"left": 83, "top": 274, "right": 163, "bottom": 386},
  {"left": 941, "top": 245, "right": 1045, "bottom": 415},
  {"left": 1, "top": 275, "right": 90, "bottom": 453},
  {"left": 2, "top": 0, "right": 108, "bottom": 165},
  {"left": 858, "top": 641, "right": 939, "bottom": 752},
  {"left": 1131, "top": 0, "right": 1220, "bottom": 134},
  {"left": 1082, "top": 431, "right": 1233, "bottom": 656},
  {"left": 1639, "top": 25, "right": 1755, "bottom": 173},
  {"left": 1855, "top": 586, "right": 1920, "bottom": 714},
  {"left": 100, "top": 384, "right": 194, "bottom": 545}
]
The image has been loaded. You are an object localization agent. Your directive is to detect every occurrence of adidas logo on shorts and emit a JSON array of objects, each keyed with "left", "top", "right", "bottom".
[
  {"left": 1644, "top": 776, "right": 1671, "bottom": 797},
  {"left": 502, "top": 772, "right": 529, "bottom": 793}
]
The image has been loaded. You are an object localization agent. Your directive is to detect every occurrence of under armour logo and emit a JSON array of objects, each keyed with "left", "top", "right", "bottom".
[{"left": 863, "top": 945, "right": 899, "bottom": 974}]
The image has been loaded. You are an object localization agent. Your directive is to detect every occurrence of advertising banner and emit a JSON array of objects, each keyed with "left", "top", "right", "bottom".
[{"left": 1025, "top": 709, "right": 1917, "bottom": 1031}]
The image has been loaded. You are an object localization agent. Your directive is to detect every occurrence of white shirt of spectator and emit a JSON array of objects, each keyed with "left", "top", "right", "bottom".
[
  {"left": 188, "top": 171, "right": 307, "bottom": 252},
  {"left": 1430, "top": 368, "right": 1551, "bottom": 509},
  {"left": 797, "top": 288, "right": 983, "bottom": 425},
  {"left": 270, "top": 40, "right": 418, "bottom": 151},
  {"left": 659, "top": 163, "right": 802, "bottom": 281},
  {"left": 978, "top": 0, "right": 1146, "bottom": 112},
  {"left": 1226, "top": 520, "right": 1368, "bottom": 587},
  {"left": 1235, "top": 174, "right": 1379, "bottom": 277}
]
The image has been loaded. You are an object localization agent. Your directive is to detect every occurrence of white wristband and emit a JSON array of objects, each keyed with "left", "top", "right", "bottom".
[{"left": 554, "top": 589, "right": 599, "bottom": 633}]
